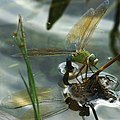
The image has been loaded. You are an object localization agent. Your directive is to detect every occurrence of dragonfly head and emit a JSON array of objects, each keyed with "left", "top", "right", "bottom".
[{"left": 88, "top": 54, "right": 98, "bottom": 66}]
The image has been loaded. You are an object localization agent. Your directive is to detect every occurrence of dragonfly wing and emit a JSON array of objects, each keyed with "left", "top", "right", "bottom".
[
  {"left": 66, "top": 8, "right": 95, "bottom": 48},
  {"left": 66, "top": 0, "right": 109, "bottom": 51},
  {"left": 21, "top": 100, "right": 68, "bottom": 120},
  {"left": 79, "top": 0, "right": 109, "bottom": 50},
  {"left": 1, "top": 87, "right": 64, "bottom": 109},
  {"left": 12, "top": 48, "right": 74, "bottom": 57}
]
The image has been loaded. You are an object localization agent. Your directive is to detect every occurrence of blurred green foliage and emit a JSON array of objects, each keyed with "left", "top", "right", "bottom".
[{"left": 46, "top": 0, "right": 71, "bottom": 30}]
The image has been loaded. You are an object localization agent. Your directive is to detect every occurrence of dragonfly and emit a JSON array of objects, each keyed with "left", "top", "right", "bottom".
[{"left": 13, "top": 0, "right": 109, "bottom": 77}]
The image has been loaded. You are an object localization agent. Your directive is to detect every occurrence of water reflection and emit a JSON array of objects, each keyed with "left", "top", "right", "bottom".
[
  {"left": 0, "top": 0, "right": 120, "bottom": 120},
  {"left": 0, "top": 72, "right": 120, "bottom": 120}
]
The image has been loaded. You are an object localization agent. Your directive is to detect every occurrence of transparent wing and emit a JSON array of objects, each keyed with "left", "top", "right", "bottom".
[
  {"left": 12, "top": 48, "right": 75, "bottom": 57},
  {"left": 21, "top": 100, "right": 68, "bottom": 120},
  {"left": 1, "top": 87, "right": 65, "bottom": 108},
  {"left": 80, "top": 0, "right": 109, "bottom": 50},
  {"left": 66, "top": 8, "right": 95, "bottom": 49},
  {"left": 1, "top": 87, "right": 68, "bottom": 119},
  {"left": 67, "top": 0, "right": 109, "bottom": 51}
]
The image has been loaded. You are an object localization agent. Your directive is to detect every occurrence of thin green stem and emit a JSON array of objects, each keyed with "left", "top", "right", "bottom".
[{"left": 13, "top": 15, "right": 41, "bottom": 120}]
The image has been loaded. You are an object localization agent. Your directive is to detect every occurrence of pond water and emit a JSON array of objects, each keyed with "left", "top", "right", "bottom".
[{"left": 0, "top": 0, "right": 120, "bottom": 120}]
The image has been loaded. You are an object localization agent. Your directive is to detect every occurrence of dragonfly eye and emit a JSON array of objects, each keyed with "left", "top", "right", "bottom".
[{"left": 72, "top": 53, "right": 78, "bottom": 57}]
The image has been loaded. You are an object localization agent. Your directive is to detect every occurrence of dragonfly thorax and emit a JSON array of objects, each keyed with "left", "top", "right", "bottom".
[
  {"left": 71, "top": 50, "right": 98, "bottom": 66},
  {"left": 71, "top": 50, "right": 90, "bottom": 64}
]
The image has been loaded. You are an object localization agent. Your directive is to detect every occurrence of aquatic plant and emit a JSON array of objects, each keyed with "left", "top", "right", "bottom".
[{"left": 13, "top": 15, "right": 41, "bottom": 120}]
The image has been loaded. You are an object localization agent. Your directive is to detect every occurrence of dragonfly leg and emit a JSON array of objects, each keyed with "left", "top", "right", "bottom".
[
  {"left": 93, "top": 65, "right": 99, "bottom": 70},
  {"left": 89, "top": 65, "right": 98, "bottom": 73},
  {"left": 80, "top": 72, "right": 84, "bottom": 81},
  {"left": 76, "top": 77, "right": 82, "bottom": 85},
  {"left": 85, "top": 65, "right": 88, "bottom": 80},
  {"left": 89, "top": 65, "right": 94, "bottom": 73},
  {"left": 75, "top": 64, "right": 85, "bottom": 84}
]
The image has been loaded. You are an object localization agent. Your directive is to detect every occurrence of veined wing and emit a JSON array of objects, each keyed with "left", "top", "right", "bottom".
[
  {"left": 20, "top": 100, "right": 68, "bottom": 120},
  {"left": 67, "top": 0, "right": 109, "bottom": 51},
  {"left": 79, "top": 0, "right": 109, "bottom": 50},
  {"left": 66, "top": 8, "right": 95, "bottom": 48},
  {"left": 12, "top": 48, "right": 75, "bottom": 57},
  {"left": 1, "top": 87, "right": 65, "bottom": 108},
  {"left": 1, "top": 87, "right": 68, "bottom": 119}
]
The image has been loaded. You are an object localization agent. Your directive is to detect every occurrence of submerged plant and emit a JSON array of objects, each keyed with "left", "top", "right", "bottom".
[{"left": 13, "top": 15, "right": 41, "bottom": 120}]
